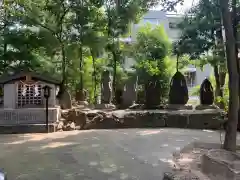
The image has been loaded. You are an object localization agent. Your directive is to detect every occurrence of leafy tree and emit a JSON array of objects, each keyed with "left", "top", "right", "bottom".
[
  {"left": 132, "top": 24, "right": 171, "bottom": 103},
  {"left": 69, "top": 0, "right": 105, "bottom": 94},
  {"left": 220, "top": 0, "right": 239, "bottom": 152},
  {"left": 174, "top": 0, "right": 227, "bottom": 100},
  {"left": 16, "top": 0, "right": 72, "bottom": 87},
  {"left": 103, "top": 0, "right": 160, "bottom": 97}
]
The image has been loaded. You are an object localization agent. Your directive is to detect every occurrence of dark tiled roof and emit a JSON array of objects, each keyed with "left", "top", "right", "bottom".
[{"left": 0, "top": 71, "right": 61, "bottom": 85}]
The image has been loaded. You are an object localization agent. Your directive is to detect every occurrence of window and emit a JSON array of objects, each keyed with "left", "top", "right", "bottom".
[
  {"left": 184, "top": 71, "right": 196, "bottom": 87},
  {"left": 17, "top": 81, "right": 43, "bottom": 108},
  {"left": 169, "top": 22, "right": 178, "bottom": 29}
]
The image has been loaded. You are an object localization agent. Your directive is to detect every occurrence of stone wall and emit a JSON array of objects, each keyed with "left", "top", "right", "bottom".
[
  {"left": 0, "top": 108, "right": 60, "bottom": 125},
  {"left": 79, "top": 109, "right": 224, "bottom": 130}
]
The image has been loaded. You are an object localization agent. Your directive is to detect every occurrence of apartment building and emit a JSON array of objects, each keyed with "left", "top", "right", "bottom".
[{"left": 124, "top": 10, "right": 212, "bottom": 90}]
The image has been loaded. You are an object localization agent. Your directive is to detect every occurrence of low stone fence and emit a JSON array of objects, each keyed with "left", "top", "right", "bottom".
[
  {"left": 0, "top": 108, "right": 60, "bottom": 125},
  {"left": 112, "top": 109, "right": 224, "bottom": 129},
  {"left": 60, "top": 109, "right": 224, "bottom": 131}
]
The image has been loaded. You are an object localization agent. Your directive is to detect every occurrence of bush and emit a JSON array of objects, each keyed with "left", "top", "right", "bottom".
[{"left": 132, "top": 24, "right": 172, "bottom": 103}]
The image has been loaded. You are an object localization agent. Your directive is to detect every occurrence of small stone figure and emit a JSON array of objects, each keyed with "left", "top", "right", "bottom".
[
  {"left": 200, "top": 78, "right": 214, "bottom": 105},
  {"left": 145, "top": 75, "right": 161, "bottom": 109},
  {"left": 122, "top": 75, "right": 138, "bottom": 108},
  {"left": 169, "top": 71, "right": 189, "bottom": 105},
  {"left": 101, "top": 70, "right": 112, "bottom": 104}
]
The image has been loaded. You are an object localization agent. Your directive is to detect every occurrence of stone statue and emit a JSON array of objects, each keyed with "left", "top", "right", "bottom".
[
  {"left": 169, "top": 71, "right": 189, "bottom": 105},
  {"left": 145, "top": 75, "right": 161, "bottom": 109},
  {"left": 200, "top": 78, "right": 214, "bottom": 105},
  {"left": 122, "top": 75, "right": 138, "bottom": 108},
  {"left": 101, "top": 70, "right": 112, "bottom": 104}
]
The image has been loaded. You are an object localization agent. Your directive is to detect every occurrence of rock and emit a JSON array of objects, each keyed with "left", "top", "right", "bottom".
[
  {"left": 78, "top": 101, "right": 89, "bottom": 106},
  {"left": 59, "top": 90, "right": 72, "bottom": 109},
  {"left": 64, "top": 122, "right": 76, "bottom": 131},
  {"left": 56, "top": 121, "right": 64, "bottom": 131},
  {"left": 84, "top": 114, "right": 104, "bottom": 129},
  {"left": 66, "top": 109, "right": 87, "bottom": 129}
]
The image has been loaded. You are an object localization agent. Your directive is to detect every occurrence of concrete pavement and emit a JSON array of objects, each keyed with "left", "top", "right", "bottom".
[{"left": 0, "top": 128, "right": 236, "bottom": 180}]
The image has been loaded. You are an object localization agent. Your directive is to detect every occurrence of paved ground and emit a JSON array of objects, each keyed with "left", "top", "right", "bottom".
[{"left": 0, "top": 128, "right": 236, "bottom": 180}]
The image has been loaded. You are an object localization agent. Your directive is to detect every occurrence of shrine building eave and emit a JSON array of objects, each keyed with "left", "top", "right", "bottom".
[{"left": 0, "top": 71, "right": 62, "bottom": 85}]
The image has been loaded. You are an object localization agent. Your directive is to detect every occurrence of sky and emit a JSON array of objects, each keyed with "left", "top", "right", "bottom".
[{"left": 154, "top": 0, "right": 199, "bottom": 13}]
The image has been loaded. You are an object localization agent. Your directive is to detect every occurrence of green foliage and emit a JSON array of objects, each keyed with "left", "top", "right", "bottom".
[
  {"left": 0, "top": 0, "right": 184, "bottom": 102},
  {"left": 190, "top": 85, "right": 201, "bottom": 96},
  {"left": 190, "top": 74, "right": 229, "bottom": 111},
  {"left": 132, "top": 24, "right": 172, "bottom": 102}
]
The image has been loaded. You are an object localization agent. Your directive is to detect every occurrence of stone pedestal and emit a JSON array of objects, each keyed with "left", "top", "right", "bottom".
[
  {"left": 166, "top": 104, "right": 193, "bottom": 110},
  {"left": 78, "top": 101, "right": 89, "bottom": 106},
  {"left": 195, "top": 104, "right": 219, "bottom": 110},
  {"left": 95, "top": 103, "right": 116, "bottom": 111}
]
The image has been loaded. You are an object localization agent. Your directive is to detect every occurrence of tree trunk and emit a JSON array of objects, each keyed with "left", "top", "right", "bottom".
[
  {"left": 214, "top": 65, "right": 221, "bottom": 97},
  {"left": 214, "top": 66, "right": 226, "bottom": 109},
  {"left": 232, "top": 0, "right": 240, "bottom": 128},
  {"left": 3, "top": 0, "right": 8, "bottom": 72},
  {"left": 112, "top": 50, "right": 117, "bottom": 99},
  {"left": 176, "top": 54, "right": 179, "bottom": 72},
  {"left": 91, "top": 49, "right": 97, "bottom": 104},
  {"left": 220, "top": 0, "right": 239, "bottom": 152},
  {"left": 61, "top": 43, "right": 67, "bottom": 86},
  {"left": 79, "top": 45, "right": 83, "bottom": 91}
]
